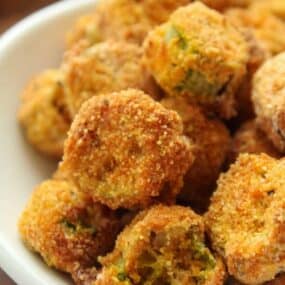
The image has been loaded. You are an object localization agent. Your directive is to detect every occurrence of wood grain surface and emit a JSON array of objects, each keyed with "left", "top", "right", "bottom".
[{"left": 0, "top": 2, "right": 56, "bottom": 284}]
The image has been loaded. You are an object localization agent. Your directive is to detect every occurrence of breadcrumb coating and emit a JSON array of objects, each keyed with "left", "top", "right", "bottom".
[
  {"left": 206, "top": 153, "right": 285, "bottom": 284},
  {"left": 18, "top": 70, "right": 70, "bottom": 158},
  {"left": 66, "top": 0, "right": 252, "bottom": 49},
  {"left": 66, "top": 0, "right": 191, "bottom": 49},
  {"left": 18, "top": 179, "right": 121, "bottom": 275},
  {"left": 66, "top": 12, "right": 103, "bottom": 49},
  {"left": 226, "top": 4, "right": 285, "bottom": 55},
  {"left": 96, "top": 205, "right": 226, "bottom": 285},
  {"left": 228, "top": 120, "right": 281, "bottom": 164},
  {"left": 59, "top": 89, "right": 193, "bottom": 210},
  {"left": 143, "top": 2, "right": 249, "bottom": 119},
  {"left": 252, "top": 52, "right": 285, "bottom": 153},
  {"left": 161, "top": 97, "right": 230, "bottom": 213},
  {"left": 63, "top": 41, "right": 160, "bottom": 117}
]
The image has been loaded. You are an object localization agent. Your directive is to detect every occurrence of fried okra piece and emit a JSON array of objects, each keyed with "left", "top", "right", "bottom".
[
  {"left": 18, "top": 70, "right": 70, "bottom": 158},
  {"left": 66, "top": 0, "right": 191, "bottom": 49},
  {"left": 228, "top": 120, "right": 281, "bottom": 164},
  {"left": 143, "top": 2, "right": 249, "bottom": 119},
  {"left": 252, "top": 52, "right": 285, "bottom": 153},
  {"left": 63, "top": 41, "right": 160, "bottom": 117},
  {"left": 206, "top": 153, "right": 285, "bottom": 284},
  {"left": 66, "top": 12, "right": 102, "bottom": 49},
  {"left": 226, "top": 4, "right": 285, "bottom": 55},
  {"left": 96, "top": 205, "right": 226, "bottom": 285},
  {"left": 161, "top": 97, "right": 230, "bottom": 213},
  {"left": 18, "top": 179, "right": 121, "bottom": 276},
  {"left": 59, "top": 89, "right": 193, "bottom": 210}
]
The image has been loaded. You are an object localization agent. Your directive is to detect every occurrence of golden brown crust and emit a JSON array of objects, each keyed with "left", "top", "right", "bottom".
[
  {"left": 66, "top": 12, "right": 102, "bottom": 49},
  {"left": 59, "top": 89, "right": 193, "bottom": 210},
  {"left": 228, "top": 120, "right": 281, "bottom": 164},
  {"left": 206, "top": 153, "right": 285, "bottom": 284},
  {"left": 18, "top": 70, "right": 70, "bottom": 158},
  {"left": 63, "top": 41, "right": 160, "bottom": 117},
  {"left": 226, "top": 4, "right": 285, "bottom": 55},
  {"left": 161, "top": 97, "right": 230, "bottom": 213},
  {"left": 96, "top": 205, "right": 226, "bottom": 285},
  {"left": 252, "top": 52, "right": 285, "bottom": 153},
  {"left": 143, "top": 2, "right": 249, "bottom": 119},
  {"left": 66, "top": 0, "right": 192, "bottom": 49},
  {"left": 18, "top": 179, "right": 121, "bottom": 275}
]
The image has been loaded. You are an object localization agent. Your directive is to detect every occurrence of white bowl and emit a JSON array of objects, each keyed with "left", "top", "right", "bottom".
[{"left": 0, "top": 1, "right": 97, "bottom": 284}]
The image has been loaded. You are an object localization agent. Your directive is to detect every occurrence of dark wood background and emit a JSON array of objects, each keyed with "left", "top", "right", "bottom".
[
  {"left": 0, "top": 0, "right": 56, "bottom": 33},
  {"left": 0, "top": 1, "right": 57, "bottom": 284}
]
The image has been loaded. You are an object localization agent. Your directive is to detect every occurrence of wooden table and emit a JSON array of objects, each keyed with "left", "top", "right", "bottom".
[{"left": 0, "top": 2, "right": 56, "bottom": 283}]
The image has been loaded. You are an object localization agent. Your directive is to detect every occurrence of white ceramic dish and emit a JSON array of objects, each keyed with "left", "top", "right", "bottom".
[{"left": 0, "top": 1, "right": 97, "bottom": 284}]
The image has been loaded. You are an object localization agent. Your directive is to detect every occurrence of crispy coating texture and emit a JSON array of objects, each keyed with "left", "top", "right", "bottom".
[
  {"left": 96, "top": 205, "right": 226, "bottom": 285},
  {"left": 228, "top": 120, "right": 281, "bottom": 164},
  {"left": 206, "top": 154, "right": 285, "bottom": 284},
  {"left": 161, "top": 97, "right": 230, "bottom": 213},
  {"left": 226, "top": 4, "right": 285, "bottom": 55},
  {"left": 143, "top": 2, "right": 249, "bottom": 119},
  {"left": 18, "top": 179, "right": 121, "bottom": 275},
  {"left": 252, "top": 52, "right": 285, "bottom": 153},
  {"left": 66, "top": 13, "right": 103, "bottom": 49},
  {"left": 66, "top": 0, "right": 191, "bottom": 49},
  {"left": 18, "top": 70, "right": 70, "bottom": 158},
  {"left": 59, "top": 89, "right": 193, "bottom": 210},
  {"left": 63, "top": 41, "right": 160, "bottom": 117}
]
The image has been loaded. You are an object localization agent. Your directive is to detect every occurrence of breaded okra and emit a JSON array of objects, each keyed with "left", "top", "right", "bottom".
[
  {"left": 59, "top": 89, "right": 193, "bottom": 210},
  {"left": 252, "top": 52, "right": 285, "bottom": 153},
  {"left": 161, "top": 97, "right": 230, "bottom": 213},
  {"left": 96, "top": 205, "right": 225, "bottom": 285},
  {"left": 206, "top": 153, "right": 285, "bottom": 284},
  {"left": 18, "top": 70, "right": 70, "bottom": 158},
  {"left": 226, "top": 3, "right": 285, "bottom": 55},
  {"left": 143, "top": 2, "right": 249, "bottom": 118},
  {"left": 63, "top": 41, "right": 160, "bottom": 117},
  {"left": 18, "top": 179, "right": 121, "bottom": 276},
  {"left": 66, "top": 0, "right": 191, "bottom": 49}
]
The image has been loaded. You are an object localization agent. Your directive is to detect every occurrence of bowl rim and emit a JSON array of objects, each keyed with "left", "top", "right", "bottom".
[{"left": 0, "top": 0, "right": 96, "bottom": 284}]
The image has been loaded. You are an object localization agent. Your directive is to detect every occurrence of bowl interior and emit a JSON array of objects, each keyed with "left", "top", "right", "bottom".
[{"left": 0, "top": 1, "right": 97, "bottom": 284}]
